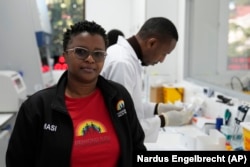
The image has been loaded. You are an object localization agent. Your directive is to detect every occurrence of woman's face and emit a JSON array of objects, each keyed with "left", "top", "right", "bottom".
[{"left": 64, "top": 32, "right": 106, "bottom": 84}]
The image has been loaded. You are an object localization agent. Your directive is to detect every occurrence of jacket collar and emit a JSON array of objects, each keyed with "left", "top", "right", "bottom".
[{"left": 51, "top": 70, "right": 117, "bottom": 113}]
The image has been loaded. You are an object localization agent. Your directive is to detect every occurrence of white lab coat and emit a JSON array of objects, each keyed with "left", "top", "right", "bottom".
[{"left": 101, "top": 36, "right": 161, "bottom": 142}]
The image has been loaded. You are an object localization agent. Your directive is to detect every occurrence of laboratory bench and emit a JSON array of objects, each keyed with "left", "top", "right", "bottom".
[
  {"left": 144, "top": 124, "right": 243, "bottom": 151},
  {"left": 0, "top": 113, "right": 17, "bottom": 167}
]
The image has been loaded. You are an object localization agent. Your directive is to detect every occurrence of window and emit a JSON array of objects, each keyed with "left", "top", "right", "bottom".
[{"left": 184, "top": 0, "right": 250, "bottom": 100}]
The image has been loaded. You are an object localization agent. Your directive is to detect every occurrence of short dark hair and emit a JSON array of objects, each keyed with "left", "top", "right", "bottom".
[
  {"left": 107, "top": 29, "right": 124, "bottom": 47},
  {"left": 137, "top": 17, "right": 178, "bottom": 42},
  {"left": 63, "top": 20, "right": 108, "bottom": 51}
]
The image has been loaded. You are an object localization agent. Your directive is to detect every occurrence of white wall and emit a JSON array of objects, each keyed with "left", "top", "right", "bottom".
[
  {"left": 86, "top": 0, "right": 145, "bottom": 37},
  {"left": 145, "top": 0, "right": 183, "bottom": 84}
]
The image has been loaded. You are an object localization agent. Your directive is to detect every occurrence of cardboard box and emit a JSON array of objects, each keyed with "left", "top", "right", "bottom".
[{"left": 150, "top": 86, "right": 163, "bottom": 103}]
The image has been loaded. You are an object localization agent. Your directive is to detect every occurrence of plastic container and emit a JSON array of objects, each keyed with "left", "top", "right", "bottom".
[
  {"left": 215, "top": 117, "right": 223, "bottom": 131},
  {"left": 240, "top": 122, "right": 250, "bottom": 151},
  {"left": 162, "top": 85, "right": 184, "bottom": 103},
  {"left": 220, "top": 125, "right": 242, "bottom": 140}
]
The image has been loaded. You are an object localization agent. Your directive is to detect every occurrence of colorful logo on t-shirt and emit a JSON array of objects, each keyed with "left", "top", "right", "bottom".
[{"left": 76, "top": 120, "right": 107, "bottom": 136}]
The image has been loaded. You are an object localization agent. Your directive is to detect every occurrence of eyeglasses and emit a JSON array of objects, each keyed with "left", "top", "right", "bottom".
[{"left": 66, "top": 47, "right": 107, "bottom": 62}]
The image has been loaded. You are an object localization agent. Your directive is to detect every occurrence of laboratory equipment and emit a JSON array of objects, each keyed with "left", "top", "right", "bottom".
[
  {"left": 0, "top": 130, "right": 10, "bottom": 167},
  {"left": 162, "top": 85, "right": 184, "bottom": 103},
  {"left": 0, "top": 113, "right": 16, "bottom": 167},
  {"left": 235, "top": 105, "right": 249, "bottom": 124},
  {"left": 0, "top": 70, "right": 27, "bottom": 112},
  {"left": 215, "top": 117, "right": 223, "bottom": 131},
  {"left": 216, "top": 95, "right": 234, "bottom": 106},
  {"left": 224, "top": 109, "right": 231, "bottom": 125},
  {"left": 231, "top": 104, "right": 249, "bottom": 147},
  {"left": 0, "top": 114, "right": 16, "bottom": 167},
  {"left": 0, "top": 70, "right": 27, "bottom": 167},
  {"left": 0, "top": 0, "right": 54, "bottom": 95}
]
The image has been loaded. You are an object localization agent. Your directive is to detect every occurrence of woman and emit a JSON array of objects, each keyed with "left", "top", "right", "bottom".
[{"left": 6, "top": 20, "right": 146, "bottom": 167}]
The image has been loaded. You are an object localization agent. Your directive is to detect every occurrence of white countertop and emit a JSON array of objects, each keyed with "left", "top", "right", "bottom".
[
  {"left": 144, "top": 125, "right": 202, "bottom": 150},
  {"left": 0, "top": 113, "right": 15, "bottom": 127},
  {"left": 144, "top": 125, "right": 226, "bottom": 150}
]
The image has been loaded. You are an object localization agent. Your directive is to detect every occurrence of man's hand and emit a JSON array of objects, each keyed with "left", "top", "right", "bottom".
[
  {"left": 161, "top": 110, "right": 193, "bottom": 126},
  {"left": 157, "top": 103, "right": 183, "bottom": 115}
]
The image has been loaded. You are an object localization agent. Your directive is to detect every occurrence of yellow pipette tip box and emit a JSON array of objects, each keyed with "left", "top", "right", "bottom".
[{"left": 162, "top": 86, "right": 184, "bottom": 103}]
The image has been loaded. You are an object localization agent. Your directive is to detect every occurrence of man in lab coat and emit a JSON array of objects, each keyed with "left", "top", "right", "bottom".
[{"left": 101, "top": 17, "right": 192, "bottom": 142}]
